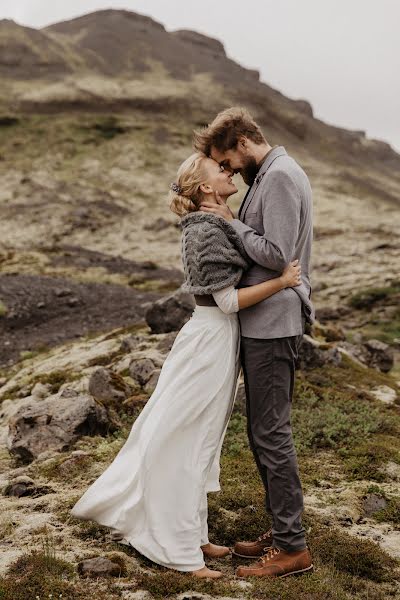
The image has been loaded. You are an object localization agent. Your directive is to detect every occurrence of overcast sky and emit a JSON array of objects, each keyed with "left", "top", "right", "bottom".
[{"left": 2, "top": 1, "right": 399, "bottom": 151}]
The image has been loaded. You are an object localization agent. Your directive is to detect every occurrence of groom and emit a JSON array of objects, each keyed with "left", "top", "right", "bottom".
[{"left": 194, "top": 107, "right": 315, "bottom": 578}]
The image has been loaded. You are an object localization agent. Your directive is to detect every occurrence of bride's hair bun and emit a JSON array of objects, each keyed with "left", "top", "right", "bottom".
[{"left": 169, "top": 153, "right": 207, "bottom": 217}]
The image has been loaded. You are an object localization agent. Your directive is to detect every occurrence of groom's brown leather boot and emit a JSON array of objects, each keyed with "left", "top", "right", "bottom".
[
  {"left": 232, "top": 528, "right": 273, "bottom": 558},
  {"left": 236, "top": 545, "right": 314, "bottom": 578}
]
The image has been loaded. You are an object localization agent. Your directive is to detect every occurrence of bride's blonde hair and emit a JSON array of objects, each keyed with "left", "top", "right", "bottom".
[{"left": 169, "top": 152, "right": 208, "bottom": 217}]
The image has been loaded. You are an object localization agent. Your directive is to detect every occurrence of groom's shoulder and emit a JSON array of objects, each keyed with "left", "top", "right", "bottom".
[{"left": 268, "top": 152, "right": 307, "bottom": 180}]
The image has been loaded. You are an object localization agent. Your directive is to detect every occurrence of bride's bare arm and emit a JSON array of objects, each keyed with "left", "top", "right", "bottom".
[
  {"left": 238, "top": 260, "right": 301, "bottom": 310},
  {"left": 212, "top": 261, "right": 301, "bottom": 314}
]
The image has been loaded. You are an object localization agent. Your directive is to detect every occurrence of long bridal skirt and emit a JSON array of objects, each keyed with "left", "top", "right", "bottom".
[{"left": 71, "top": 305, "right": 241, "bottom": 572}]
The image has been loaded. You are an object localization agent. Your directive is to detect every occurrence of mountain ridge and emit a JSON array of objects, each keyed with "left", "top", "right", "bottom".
[{"left": 0, "top": 8, "right": 399, "bottom": 172}]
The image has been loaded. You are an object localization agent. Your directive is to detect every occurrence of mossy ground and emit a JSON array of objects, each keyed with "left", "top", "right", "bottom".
[
  {"left": 0, "top": 548, "right": 124, "bottom": 600},
  {"left": 1, "top": 290, "right": 400, "bottom": 597},
  {"left": 347, "top": 281, "right": 400, "bottom": 347},
  {"left": 35, "top": 360, "right": 399, "bottom": 598}
]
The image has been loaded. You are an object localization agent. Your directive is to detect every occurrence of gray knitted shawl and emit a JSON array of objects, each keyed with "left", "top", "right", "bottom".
[{"left": 180, "top": 212, "right": 252, "bottom": 295}]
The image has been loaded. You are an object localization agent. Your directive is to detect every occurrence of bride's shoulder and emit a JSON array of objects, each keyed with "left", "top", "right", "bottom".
[
  {"left": 180, "top": 212, "right": 232, "bottom": 239},
  {"left": 181, "top": 211, "right": 224, "bottom": 228}
]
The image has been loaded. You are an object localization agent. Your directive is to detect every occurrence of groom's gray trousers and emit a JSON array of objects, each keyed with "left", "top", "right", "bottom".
[{"left": 240, "top": 330, "right": 307, "bottom": 552}]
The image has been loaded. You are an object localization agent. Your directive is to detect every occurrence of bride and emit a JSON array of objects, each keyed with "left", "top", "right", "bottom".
[{"left": 71, "top": 152, "right": 301, "bottom": 579}]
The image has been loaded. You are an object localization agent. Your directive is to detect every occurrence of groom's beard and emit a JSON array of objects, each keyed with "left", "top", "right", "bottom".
[{"left": 240, "top": 156, "right": 259, "bottom": 186}]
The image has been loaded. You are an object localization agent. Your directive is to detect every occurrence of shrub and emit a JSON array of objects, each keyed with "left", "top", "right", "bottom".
[{"left": 310, "top": 527, "right": 398, "bottom": 583}]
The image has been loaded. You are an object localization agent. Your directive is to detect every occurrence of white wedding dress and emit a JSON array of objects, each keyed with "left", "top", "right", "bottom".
[{"left": 71, "top": 285, "right": 241, "bottom": 571}]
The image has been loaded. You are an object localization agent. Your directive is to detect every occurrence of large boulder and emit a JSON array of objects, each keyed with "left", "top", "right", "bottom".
[
  {"left": 7, "top": 388, "right": 116, "bottom": 463},
  {"left": 336, "top": 339, "right": 394, "bottom": 372},
  {"left": 145, "top": 289, "right": 195, "bottom": 333}
]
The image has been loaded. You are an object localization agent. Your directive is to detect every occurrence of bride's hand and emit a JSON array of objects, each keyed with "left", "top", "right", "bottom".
[{"left": 279, "top": 260, "right": 302, "bottom": 288}]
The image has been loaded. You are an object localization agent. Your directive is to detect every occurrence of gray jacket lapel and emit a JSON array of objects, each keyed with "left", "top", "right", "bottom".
[{"left": 238, "top": 146, "right": 288, "bottom": 220}]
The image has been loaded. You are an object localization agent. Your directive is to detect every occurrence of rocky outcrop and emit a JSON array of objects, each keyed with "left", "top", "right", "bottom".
[
  {"left": 171, "top": 30, "right": 226, "bottom": 56},
  {"left": 337, "top": 339, "right": 394, "bottom": 373},
  {"left": 7, "top": 388, "right": 116, "bottom": 463},
  {"left": 297, "top": 335, "right": 342, "bottom": 370},
  {"left": 363, "top": 339, "right": 394, "bottom": 373}
]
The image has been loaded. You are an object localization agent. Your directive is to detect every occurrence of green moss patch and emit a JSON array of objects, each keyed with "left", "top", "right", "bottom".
[
  {"left": 339, "top": 436, "right": 400, "bottom": 482},
  {"left": 309, "top": 526, "right": 398, "bottom": 583},
  {"left": 0, "top": 299, "right": 8, "bottom": 316},
  {"left": 0, "top": 548, "right": 76, "bottom": 600},
  {"left": 135, "top": 568, "right": 240, "bottom": 599},
  {"left": 349, "top": 282, "right": 400, "bottom": 310}
]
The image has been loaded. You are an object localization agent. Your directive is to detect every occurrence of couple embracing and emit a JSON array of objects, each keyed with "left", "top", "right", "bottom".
[{"left": 71, "top": 107, "right": 315, "bottom": 580}]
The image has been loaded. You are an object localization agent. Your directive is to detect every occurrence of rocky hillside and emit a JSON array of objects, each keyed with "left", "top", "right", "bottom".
[{"left": 0, "top": 8, "right": 399, "bottom": 600}]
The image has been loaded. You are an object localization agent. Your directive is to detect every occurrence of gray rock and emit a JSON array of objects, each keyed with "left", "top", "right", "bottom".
[
  {"left": 77, "top": 556, "right": 123, "bottom": 578},
  {"left": 3, "top": 475, "right": 36, "bottom": 497},
  {"left": 338, "top": 515, "right": 353, "bottom": 527},
  {"left": 369, "top": 385, "right": 397, "bottom": 405},
  {"left": 145, "top": 289, "right": 195, "bottom": 334},
  {"left": 120, "top": 334, "right": 142, "bottom": 353},
  {"left": 337, "top": 341, "right": 369, "bottom": 367},
  {"left": 143, "top": 369, "right": 161, "bottom": 394},
  {"left": 363, "top": 339, "right": 394, "bottom": 373},
  {"left": 55, "top": 287, "right": 73, "bottom": 297},
  {"left": 315, "top": 306, "right": 351, "bottom": 322},
  {"left": 7, "top": 393, "right": 115, "bottom": 463},
  {"left": 156, "top": 331, "right": 179, "bottom": 354},
  {"left": 89, "top": 367, "right": 134, "bottom": 409},
  {"left": 59, "top": 388, "right": 80, "bottom": 398},
  {"left": 362, "top": 493, "right": 387, "bottom": 516},
  {"left": 297, "top": 335, "right": 342, "bottom": 370},
  {"left": 122, "top": 592, "right": 153, "bottom": 600},
  {"left": 337, "top": 340, "right": 394, "bottom": 373},
  {"left": 129, "top": 358, "right": 157, "bottom": 387},
  {"left": 3, "top": 474, "right": 53, "bottom": 497}
]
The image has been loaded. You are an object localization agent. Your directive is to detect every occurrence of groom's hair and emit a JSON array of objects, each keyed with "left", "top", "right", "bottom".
[{"left": 193, "top": 106, "right": 266, "bottom": 156}]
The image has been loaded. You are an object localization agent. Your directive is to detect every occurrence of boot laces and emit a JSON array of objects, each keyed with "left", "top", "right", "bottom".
[
  {"left": 256, "top": 528, "right": 272, "bottom": 543},
  {"left": 259, "top": 546, "right": 280, "bottom": 564}
]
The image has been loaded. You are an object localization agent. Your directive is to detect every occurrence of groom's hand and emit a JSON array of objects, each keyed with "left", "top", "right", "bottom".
[{"left": 200, "top": 191, "right": 235, "bottom": 222}]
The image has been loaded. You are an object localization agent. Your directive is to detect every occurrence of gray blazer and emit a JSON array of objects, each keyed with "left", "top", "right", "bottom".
[{"left": 230, "top": 145, "right": 315, "bottom": 339}]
